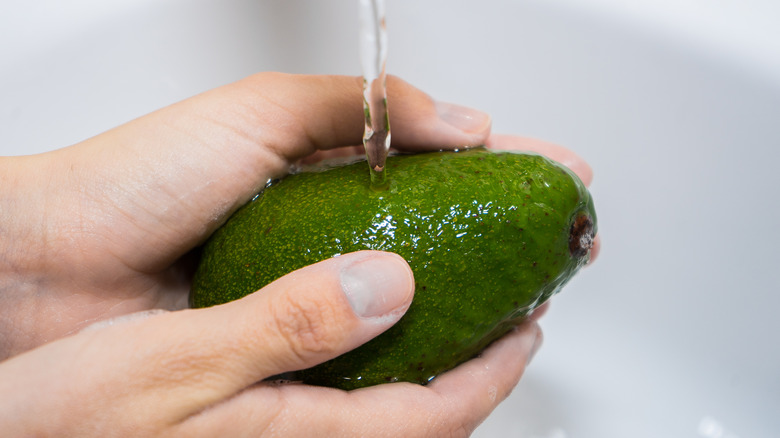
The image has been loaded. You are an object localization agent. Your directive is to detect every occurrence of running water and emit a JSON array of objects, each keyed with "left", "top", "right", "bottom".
[{"left": 359, "top": 0, "right": 390, "bottom": 188}]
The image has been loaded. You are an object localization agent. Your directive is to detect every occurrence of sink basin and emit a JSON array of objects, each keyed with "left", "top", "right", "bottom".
[{"left": 2, "top": 1, "right": 778, "bottom": 436}]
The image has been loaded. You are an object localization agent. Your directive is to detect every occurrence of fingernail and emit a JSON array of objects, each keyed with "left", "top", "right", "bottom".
[
  {"left": 341, "top": 254, "right": 414, "bottom": 318},
  {"left": 435, "top": 101, "right": 491, "bottom": 134}
]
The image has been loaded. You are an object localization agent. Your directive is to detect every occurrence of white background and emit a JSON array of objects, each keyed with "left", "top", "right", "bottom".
[{"left": 2, "top": 1, "right": 779, "bottom": 437}]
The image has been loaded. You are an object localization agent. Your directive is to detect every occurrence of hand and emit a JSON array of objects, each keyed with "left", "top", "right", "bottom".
[
  {"left": 0, "top": 73, "right": 493, "bottom": 357},
  {"left": 0, "top": 73, "right": 594, "bottom": 436}
]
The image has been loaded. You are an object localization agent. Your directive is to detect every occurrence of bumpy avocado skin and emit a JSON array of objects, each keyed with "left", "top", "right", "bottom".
[{"left": 191, "top": 147, "right": 597, "bottom": 390}]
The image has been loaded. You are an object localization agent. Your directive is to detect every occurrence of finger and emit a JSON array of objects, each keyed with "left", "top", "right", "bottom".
[
  {"left": 298, "top": 91, "right": 494, "bottom": 165},
  {"left": 389, "top": 96, "right": 492, "bottom": 152},
  {"left": 177, "top": 321, "right": 542, "bottom": 437},
  {"left": 486, "top": 134, "right": 593, "bottom": 186},
  {"left": 419, "top": 321, "right": 543, "bottom": 434},
  {"left": 118, "top": 251, "right": 412, "bottom": 421}
]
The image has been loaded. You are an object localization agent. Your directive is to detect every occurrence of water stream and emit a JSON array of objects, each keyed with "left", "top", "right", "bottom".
[{"left": 359, "top": 0, "right": 391, "bottom": 188}]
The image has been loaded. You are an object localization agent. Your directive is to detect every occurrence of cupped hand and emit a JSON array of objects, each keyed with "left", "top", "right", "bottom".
[
  {"left": 0, "top": 250, "right": 544, "bottom": 436},
  {"left": 0, "top": 73, "right": 595, "bottom": 436},
  {"left": 0, "top": 73, "right": 491, "bottom": 357}
]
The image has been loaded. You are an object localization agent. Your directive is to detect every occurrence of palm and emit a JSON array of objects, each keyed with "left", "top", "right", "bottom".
[{"left": 0, "top": 216, "right": 195, "bottom": 359}]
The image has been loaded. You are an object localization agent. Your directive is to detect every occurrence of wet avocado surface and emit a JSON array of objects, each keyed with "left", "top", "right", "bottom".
[{"left": 191, "top": 147, "right": 596, "bottom": 389}]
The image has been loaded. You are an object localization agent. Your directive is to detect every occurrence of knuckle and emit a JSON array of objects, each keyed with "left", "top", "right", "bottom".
[{"left": 270, "top": 292, "right": 344, "bottom": 361}]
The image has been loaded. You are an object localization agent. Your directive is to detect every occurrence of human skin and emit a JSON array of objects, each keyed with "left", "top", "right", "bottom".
[{"left": 0, "top": 73, "right": 597, "bottom": 437}]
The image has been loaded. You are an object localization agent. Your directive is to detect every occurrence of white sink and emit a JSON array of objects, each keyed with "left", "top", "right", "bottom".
[{"left": 2, "top": 1, "right": 778, "bottom": 436}]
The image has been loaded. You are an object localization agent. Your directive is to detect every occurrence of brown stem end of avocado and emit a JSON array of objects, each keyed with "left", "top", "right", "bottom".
[{"left": 569, "top": 213, "right": 595, "bottom": 258}]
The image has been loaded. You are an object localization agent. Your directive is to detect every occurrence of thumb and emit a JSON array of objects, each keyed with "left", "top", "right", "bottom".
[
  {"left": 209, "top": 250, "right": 415, "bottom": 380},
  {"left": 116, "top": 251, "right": 413, "bottom": 419}
]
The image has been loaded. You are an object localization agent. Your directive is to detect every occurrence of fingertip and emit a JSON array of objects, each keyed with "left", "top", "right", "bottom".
[
  {"left": 434, "top": 101, "right": 493, "bottom": 142},
  {"left": 340, "top": 251, "right": 415, "bottom": 320},
  {"left": 569, "top": 158, "right": 593, "bottom": 187},
  {"left": 386, "top": 76, "right": 492, "bottom": 150}
]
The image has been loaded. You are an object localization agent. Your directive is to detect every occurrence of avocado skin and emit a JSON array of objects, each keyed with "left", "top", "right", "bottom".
[{"left": 191, "top": 147, "right": 597, "bottom": 390}]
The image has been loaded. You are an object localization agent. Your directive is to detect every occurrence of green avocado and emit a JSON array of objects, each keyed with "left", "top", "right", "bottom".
[{"left": 191, "top": 147, "right": 597, "bottom": 390}]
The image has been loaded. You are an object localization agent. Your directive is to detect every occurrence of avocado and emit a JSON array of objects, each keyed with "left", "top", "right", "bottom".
[{"left": 191, "top": 147, "right": 596, "bottom": 390}]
